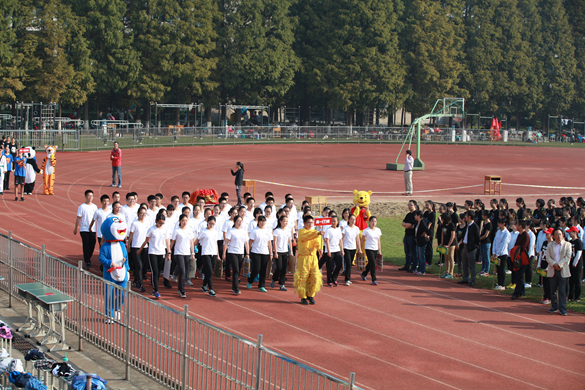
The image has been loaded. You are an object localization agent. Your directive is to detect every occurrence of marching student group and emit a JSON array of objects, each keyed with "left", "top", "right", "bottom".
[{"left": 73, "top": 181, "right": 382, "bottom": 306}]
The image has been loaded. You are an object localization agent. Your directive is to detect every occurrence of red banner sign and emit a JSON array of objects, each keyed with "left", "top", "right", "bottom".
[{"left": 314, "top": 217, "right": 332, "bottom": 226}]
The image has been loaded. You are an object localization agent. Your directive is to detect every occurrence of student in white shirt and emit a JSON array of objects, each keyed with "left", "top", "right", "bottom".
[
  {"left": 146, "top": 195, "right": 159, "bottom": 221},
  {"left": 360, "top": 216, "right": 382, "bottom": 285},
  {"left": 245, "top": 197, "right": 255, "bottom": 220},
  {"left": 238, "top": 206, "right": 250, "bottom": 235},
  {"left": 324, "top": 216, "right": 344, "bottom": 287},
  {"left": 492, "top": 218, "right": 511, "bottom": 290},
  {"left": 122, "top": 192, "right": 140, "bottom": 228},
  {"left": 73, "top": 189, "right": 98, "bottom": 270},
  {"left": 127, "top": 207, "right": 149, "bottom": 292},
  {"left": 138, "top": 213, "right": 168, "bottom": 299},
  {"left": 524, "top": 221, "right": 537, "bottom": 288},
  {"left": 247, "top": 216, "right": 273, "bottom": 292},
  {"left": 258, "top": 191, "right": 273, "bottom": 211},
  {"left": 342, "top": 214, "right": 362, "bottom": 285},
  {"left": 90, "top": 194, "right": 111, "bottom": 247},
  {"left": 192, "top": 205, "right": 203, "bottom": 222},
  {"left": 178, "top": 191, "right": 193, "bottom": 216},
  {"left": 339, "top": 208, "right": 351, "bottom": 229},
  {"left": 221, "top": 207, "right": 238, "bottom": 281},
  {"left": 222, "top": 215, "right": 250, "bottom": 295},
  {"left": 169, "top": 215, "right": 195, "bottom": 298},
  {"left": 264, "top": 205, "right": 276, "bottom": 229},
  {"left": 194, "top": 216, "right": 220, "bottom": 297},
  {"left": 272, "top": 215, "right": 292, "bottom": 290},
  {"left": 108, "top": 201, "right": 125, "bottom": 224},
  {"left": 248, "top": 207, "right": 263, "bottom": 233}
]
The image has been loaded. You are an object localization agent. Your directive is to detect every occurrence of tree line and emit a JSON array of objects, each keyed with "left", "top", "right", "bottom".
[{"left": 0, "top": 0, "right": 583, "bottom": 128}]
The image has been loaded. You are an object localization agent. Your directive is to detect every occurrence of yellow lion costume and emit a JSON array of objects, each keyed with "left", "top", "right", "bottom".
[
  {"left": 293, "top": 228, "right": 323, "bottom": 302},
  {"left": 40, "top": 145, "right": 57, "bottom": 195}
]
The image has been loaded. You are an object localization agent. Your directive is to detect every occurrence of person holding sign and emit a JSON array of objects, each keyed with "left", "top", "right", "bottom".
[{"left": 294, "top": 215, "right": 324, "bottom": 305}]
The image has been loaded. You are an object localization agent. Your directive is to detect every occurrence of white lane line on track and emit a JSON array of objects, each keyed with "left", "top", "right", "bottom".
[{"left": 319, "top": 289, "right": 585, "bottom": 378}]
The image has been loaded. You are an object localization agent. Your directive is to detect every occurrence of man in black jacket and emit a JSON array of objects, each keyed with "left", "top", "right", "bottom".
[{"left": 458, "top": 211, "right": 480, "bottom": 286}]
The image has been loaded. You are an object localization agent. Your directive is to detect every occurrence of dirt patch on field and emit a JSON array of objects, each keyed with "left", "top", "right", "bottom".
[{"left": 324, "top": 202, "right": 407, "bottom": 218}]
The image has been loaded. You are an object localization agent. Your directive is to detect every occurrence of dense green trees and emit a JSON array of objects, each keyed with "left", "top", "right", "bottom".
[{"left": 1, "top": 0, "right": 584, "bottom": 127}]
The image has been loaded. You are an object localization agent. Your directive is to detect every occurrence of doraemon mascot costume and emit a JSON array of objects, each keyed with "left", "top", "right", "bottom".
[{"left": 99, "top": 216, "right": 129, "bottom": 322}]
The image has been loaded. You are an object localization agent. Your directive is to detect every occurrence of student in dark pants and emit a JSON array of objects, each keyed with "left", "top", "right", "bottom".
[
  {"left": 492, "top": 218, "right": 511, "bottom": 290},
  {"left": 537, "top": 228, "right": 554, "bottom": 303},
  {"left": 247, "top": 216, "right": 273, "bottom": 292},
  {"left": 73, "top": 190, "right": 98, "bottom": 270},
  {"left": 324, "top": 216, "right": 344, "bottom": 286},
  {"left": 194, "top": 216, "right": 220, "bottom": 297},
  {"left": 511, "top": 221, "right": 530, "bottom": 299},
  {"left": 342, "top": 215, "right": 361, "bottom": 285},
  {"left": 230, "top": 162, "right": 244, "bottom": 206},
  {"left": 360, "top": 216, "right": 383, "bottom": 286},
  {"left": 412, "top": 210, "right": 430, "bottom": 275},
  {"left": 567, "top": 226, "right": 583, "bottom": 302},
  {"left": 458, "top": 211, "right": 480, "bottom": 287},
  {"left": 422, "top": 201, "right": 436, "bottom": 266},
  {"left": 272, "top": 215, "right": 292, "bottom": 290},
  {"left": 399, "top": 201, "right": 417, "bottom": 271},
  {"left": 222, "top": 216, "right": 249, "bottom": 295}
]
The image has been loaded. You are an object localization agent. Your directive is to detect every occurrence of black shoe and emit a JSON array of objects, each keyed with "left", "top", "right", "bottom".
[
  {"left": 307, "top": 296, "right": 315, "bottom": 305},
  {"left": 469, "top": 282, "right": 475, "bottom": 287},
  {"left": 14, "top": 197, "right": 17, "bottom": 201},
  {"left": 20, "top": 197, "right": 24, "bottom": 201},
  {"left": 406, "top": 270, "right": 414, "bottom": 273},
  {"left": 84, "top": 262, "right": 91, "bottom": 270},
  {"left": 139, "top": 286, "right": 146, "bottom": 293},
  {"left": 164, "top": 280, "right": 172, "bottom": 289},
  {"left": 301, "top": 298, "right": 308, "bottom": 305},
  {"left": 457, "top": 281, "right": 468, "bottom": 285},
  {"left": 511, "top": 295, "right": 519, "bottom": 300},
  {"left": 398, "top": 267, "right": 408, "bottom": 271}
]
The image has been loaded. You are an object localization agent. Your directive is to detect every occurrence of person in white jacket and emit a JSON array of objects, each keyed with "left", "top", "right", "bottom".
[{"left": 545, "top": 229, "right": 572, "bottom": 316}]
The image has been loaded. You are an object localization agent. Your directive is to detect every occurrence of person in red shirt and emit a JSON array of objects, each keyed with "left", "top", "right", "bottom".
[{"left": 110, "top": 141, "right": 122, "bottom": 188}]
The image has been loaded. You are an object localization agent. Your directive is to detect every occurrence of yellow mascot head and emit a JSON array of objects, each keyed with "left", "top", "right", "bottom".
[{"left": 353, "top": 190, "right": 372, "bottom": 208}]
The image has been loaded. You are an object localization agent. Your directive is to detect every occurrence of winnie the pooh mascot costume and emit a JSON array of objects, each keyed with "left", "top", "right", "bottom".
[
  {"left": 40, "top": 145, "right": 58, "bottom": 195},
  {"left": 351, "top": 190, "right": 372, "bottom": 268},
  {"left": 99, "top": 216, "right": 129, "bottom": 323},
  {"left": 294, "top": 215, "right": 323, "bottom": 305}
]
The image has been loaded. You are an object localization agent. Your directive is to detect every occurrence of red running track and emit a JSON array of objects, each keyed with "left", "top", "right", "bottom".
[{"left": 0, "top": 144, "right": 584, "bottom": 389}]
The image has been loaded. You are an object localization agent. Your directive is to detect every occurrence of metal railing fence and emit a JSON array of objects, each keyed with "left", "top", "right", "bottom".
[
  {"left": 3, "top": 125, "right": 578, "bottom": 153},
  {"left": 0, "top": 232, "right": 361, "bottom": 390}
]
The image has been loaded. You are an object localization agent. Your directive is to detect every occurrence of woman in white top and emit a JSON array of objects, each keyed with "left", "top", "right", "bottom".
[
  {"left": 221, "top": 207, "right": 238, "bottom": 282},
  {"left": 194, "top": 215, "right": 219, "bottom": 297},
  {"left": 325, "top": 215, "right": 344, "bottom": 287},
  {"left": 340, "top": 208, "right": 350, "bottom": 229},
  {"left": 248, "top": 207, "right": 263, "bottom": 233},
  {"left": 155, "top": 208, "right": 174, "bottom": 289},
  {"left": 342, "top": 214, "right": 362, "bottom": 285},
  {"left": 137, "top": 213, "right": 168, "bottom": 299},
  {"left": 127, "top": 207, "right": 149, "bottom": 292},
  {"left": 222, "top": 215, "right": 249, "bottom": 295},
  {"left": 247, "top": 215, "right": 273, "bottom": 292},
  {"left": 272, "top": 215, "right": 292, "bottom": 290},
  {"left": 169, "top": 214, "right": 195, "bottom": 298},
  {"left": 360, "top": 216, "right": 382, "bottom": 285}
]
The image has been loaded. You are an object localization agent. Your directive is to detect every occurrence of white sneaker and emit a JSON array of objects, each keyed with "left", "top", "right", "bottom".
[
  {"left": 345, "top": 281, "right": 351, "bottom": 286},
  {"left": 524, "top": 283, "right": 531, "bottom": 288},
  {"left": 494, "top": 285, "right": 505, "bottom": 291},
  {"left": 506, "top": 270, "right": 512, "bottom": 275},
  {"left": 186, "top": 279, "right": 193, "bottom": 286}
]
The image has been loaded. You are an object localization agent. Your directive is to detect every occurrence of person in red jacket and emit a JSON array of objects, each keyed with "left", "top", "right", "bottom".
[{"left": 110, "top": 141, "right": 122, "bottom": 188}]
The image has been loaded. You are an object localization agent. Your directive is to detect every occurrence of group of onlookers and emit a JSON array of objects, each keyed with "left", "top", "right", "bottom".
[{"left": 400, "top": 197, "right": 583, "bottom": 316}]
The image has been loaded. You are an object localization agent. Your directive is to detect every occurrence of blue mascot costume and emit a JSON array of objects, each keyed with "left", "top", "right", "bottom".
[{"left": 99, "top": 216, "right": 129, "bottom": 323}]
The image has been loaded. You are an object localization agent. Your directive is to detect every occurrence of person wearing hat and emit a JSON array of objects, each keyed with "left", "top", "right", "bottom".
[
  {"left": 545, "top": 229, "right": 572, "bottom": 315},
  {"left": 536, "top": 227, "right": 554, "bottom": 304},
  {"left": 403, "top": 150, "right": 413, "bottom": 196},
  {"left": 567, "top": 226, "right": 583, "bottom": 302}
]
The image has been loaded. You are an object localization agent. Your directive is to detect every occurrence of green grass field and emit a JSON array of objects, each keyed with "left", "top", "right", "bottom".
[{"left": 377, "top": 216, "right": 585, "bottom": 314}]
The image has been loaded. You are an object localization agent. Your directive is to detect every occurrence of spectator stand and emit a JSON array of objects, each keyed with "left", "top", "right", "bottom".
[{"left": 387, "top": 97, "right": 465, "bottom": 171}]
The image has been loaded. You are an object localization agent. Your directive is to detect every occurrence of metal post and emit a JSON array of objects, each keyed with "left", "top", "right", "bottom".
[
  {"left": 349, "top": 372, "right": 356, "bottom": 389},
  {"left": 254, "top": 334, "right": 263, "bottom": 390},
  {"left": 40, "top": 245, "right": 46, "bottom": 283},
  {"left": 124, "top": 283, "right": 131, "bottom": 380},
  {"left": 181, "top": 305, "right": 189, "bottom": 390},
  {"left": 8, "top": 231, "right": 13, "bottom": 308},
  {"left": 77, "top": 261, "right": 83, "bottom": 351}
]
